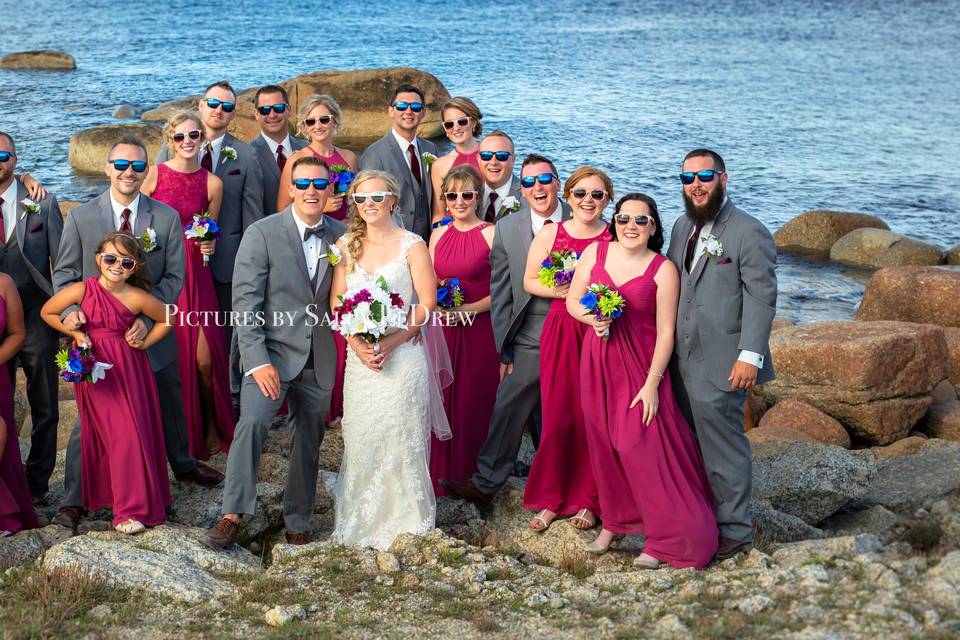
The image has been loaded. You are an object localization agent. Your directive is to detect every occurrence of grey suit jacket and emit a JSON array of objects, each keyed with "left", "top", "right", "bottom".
[
  {"left": 12, "top": 177, "right": 64, "bottom": 296},
  {"left": 667, "top": 199, "right": 777, "bottom": 391},
  {"left": 52, "top": 191, "right": 185, "bottom": 371},
  {"left": 489, "top": 203, "right": 571, "bottom": 363},
  {"left": 490, "top": 177, "right": 524, "bottom": 222},
  {"left": 359, "top": 131, "right": 437, "bottom": 241},
  {"left": 157, "top": 133, "right": 264, "bottom": 284},
  {"left": 250, "top": 134, "right": 308, "bottom": 216},
  {"left": 232, "top": 207, "right": 344, "bottom": 388}
]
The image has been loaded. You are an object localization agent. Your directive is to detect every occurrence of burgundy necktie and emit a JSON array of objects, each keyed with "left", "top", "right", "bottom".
[
  {"left": 201, "top": 143, "right": 213, "bottom": 172},
  {"left": 276, "top": 145, "right": 287, "bottom": 171},
  {"left": 684, "top": 223, "right": 703, "bottom": 273},
  {"left": 120, "top": 208, "right": 132, "bottom": 233},
  {"left": 543, "top": 219, "right": 553, "bottom": 225},
  {"left": 484, "top": 192, "right": 498, "bottom": 223},
  {"left": 407, "top": 144, "right": 421, "bottom": 184},
  {"left": 0, "top": 196, "right": 5, "bottom": 244}
]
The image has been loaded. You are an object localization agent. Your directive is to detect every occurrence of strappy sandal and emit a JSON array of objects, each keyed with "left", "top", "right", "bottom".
[
  {"left": 585, "top": 533, "right": 624, "bottom": 555},
  {"left": 528, "top": 509, "right": 557, "bottom": 532},
  {"left": 570, "top": 508, "right": 597, "bottom": 530},
  {"left": 114, "top": 519, "right": 145, "bottom": 535}
]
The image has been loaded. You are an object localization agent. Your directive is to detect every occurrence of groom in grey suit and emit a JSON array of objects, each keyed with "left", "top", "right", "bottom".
[
  {"left": 359, "top": 84, "right": 437, "bottom": 241},
  {"left": 667, "top": 148, "right": 777, "bottom": 560},
  {"left": 249, "top": 84, "right": 307, "bottom": 216},
  {"left": 206, "top": 156, "right": 344, "bottom": 549},
  {"left": 441, "top": 154, "right": 570, "bottom": 505}
]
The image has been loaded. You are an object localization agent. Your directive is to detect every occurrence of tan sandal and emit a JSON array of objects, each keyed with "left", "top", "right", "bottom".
[
  {"left": 570, "top": 508, "right": 597, "bottom": 530},
  {"left": 114, "top": 519, "right": 145, "bottom": 535},
  {"left": 528, "top": 509, "right": 556, "bottom": 532}
]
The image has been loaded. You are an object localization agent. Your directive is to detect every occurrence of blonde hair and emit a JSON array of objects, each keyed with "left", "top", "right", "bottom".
[
  {"left": 296, "top": 94, "right": 344, "bottom": 139},
  {"left": 563, "top": 165, "right": 615, "bottom": 202},
  {"left": 345, "top": 170, "right": 402, "bottom": 262},
  {"left": 162, "top": 111, "right": 205, "bottom": 155},
  {"left": 441, "top": 96, "right": 483, "bottom": 137}
]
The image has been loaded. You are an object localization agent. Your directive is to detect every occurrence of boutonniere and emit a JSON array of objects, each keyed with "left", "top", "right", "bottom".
[
  {"left": 140, "top": 227, "right": 158, "bottom": 253},
  {"left": 702, "top": 234, "right": 724, "bottom": 260},
  {"left": 221, "top": 146, "right": 238, "bottom": 162},
  {"left": 19, "top": 198, "right": 41, "bottom": 219},
  {"left": 421, "top": 152, "right": 437, "bottom": 166},
  {"left": 327, "top": 244, "right": 342, "bottom": 266},
  {"left": 498, "top": 196, "right": 521, "bottom": 217},
  {"left": 431, "top": 216, "right": 453, "bottom": 230}
]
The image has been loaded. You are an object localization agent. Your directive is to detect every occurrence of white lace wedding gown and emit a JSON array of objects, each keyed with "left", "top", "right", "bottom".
[{"left": 332, "top": 231, "right": 436, "bottom": 550}]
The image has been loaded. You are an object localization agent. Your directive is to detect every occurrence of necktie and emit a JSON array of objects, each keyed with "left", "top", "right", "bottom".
[
  {"left": 484, "top": 192, "right": 498, "bottom": 223},
  {"left": 303, "top": 224, "right": 324, "bottom": 241},
  {"left": 684, "top": 223, "right": 703, "bottom": 273},
  {"left": 0, "top": 196, "right": 6, "bottom": 244},
  {"left": 276, "top": 145, "right": 287, "bottom": 171},
  {"left": 407, "top": 144, "right": 421, "bottom": 184},
  {"left": 543, "top": 219, "right": 554, "bottom": 225},
  {"left": 120, "top": 208, "right": 133, "bottom": 234},
  {"left": 201, "top": 143, "right": 213, "bottom": 172}
]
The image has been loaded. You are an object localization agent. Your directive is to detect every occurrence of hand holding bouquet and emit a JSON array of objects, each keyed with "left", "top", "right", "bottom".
[
  {"left": 580, "top": 283, "right": 626, "bottom": 341},
  {"left": 538, "top": 250, "right": 579, "bottom": 295},
  {"left": 184, "top": 213, "right": 222, "bottom": 266},
  {"left": 56, "top": 345, "right": 113, "bottom": 383}
]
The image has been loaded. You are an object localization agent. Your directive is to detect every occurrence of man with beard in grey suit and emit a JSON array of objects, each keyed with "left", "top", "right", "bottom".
[
  {"left": 359, "top": 84, "right": 437, "bottom": 241},
  {"left": 667, "top": 148, "right": 777, "bottom": 561},
  {"left": 477, "top": 131, "right": 523, "bottom": 223},
  {"left": 441, "top": 154, "right": 569, "bottom": 506},
  {"left": 0, "top": 132, "right": 63, "bottom": 503},
  {"left": 250, "top": 85, "right": 307, "bottom": 216},
  {"left": 52, "top": 136, "right": 223, "bottom": 530},
  {"left": 205, "top": 157, "right": 344, "bottom": 549}
]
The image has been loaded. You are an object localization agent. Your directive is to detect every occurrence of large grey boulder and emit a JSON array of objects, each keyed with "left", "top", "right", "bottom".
[
  {"left": 0, "top": 525, "right": 71, "bottom": 568},
  {"left": 853, "top": 440, "right": 960, "bottom": 512},
  {"left": 749, "top": 500, "right": 824, "bottom": 542},
  {"left": 923, "top": 550, "right": 960, "bottom": 610},
  {"left": 168, "top": 481, "right": 284, "bottom": 543}
]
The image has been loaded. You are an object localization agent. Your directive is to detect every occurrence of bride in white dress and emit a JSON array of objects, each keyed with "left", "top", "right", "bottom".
[{"left": 329, "top": 170, "right": 444, "bottom": 550}]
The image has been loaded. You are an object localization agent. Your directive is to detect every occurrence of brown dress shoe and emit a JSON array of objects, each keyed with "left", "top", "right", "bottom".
[
  {"left": 285, "top": 531, "right": 310, "bottom": 545},
  {"left": 205, "top": 517, "right": 240, "bottom": 549},
  {"left": 52, "top": 506, "right": 84, "bottom": 531},
  {"left": 175, "top": 462, "right": 225, "bottom": 487},
  {"left": 715, "top": 536, "right": 753, "bottom": 561},
  {"left": 438, "top": 478, "right": 493, "bottom": 508}
]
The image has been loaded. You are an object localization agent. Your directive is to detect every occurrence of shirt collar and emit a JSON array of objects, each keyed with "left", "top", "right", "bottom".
[
  {"left": 486, "top": 177, "right": 514, "bottom": 204},
  {"left": 109, "top": 192, "right": 141, "bottom": 219},
  {"left": 260, "top": 132, "right": 290, "bottom": 155},
  {"left": 392, "top": 127, "right": 418, "bottom": 153},
  {"left": 291, "top": 204, "right": 324, "bottom": 239},
  {"left": 206, "top": 133, "right": 226, "bottom": 154},
  {"left": 0, "top": 180, "right": 17, "bottom": 209},
  {"left": 548, "top": 201, "right": 563, "bottom": 222}
]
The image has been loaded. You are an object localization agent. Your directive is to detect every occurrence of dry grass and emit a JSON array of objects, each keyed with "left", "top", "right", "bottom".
[{"left": 557, "top": 549, "right": 595, "bottom": 579}]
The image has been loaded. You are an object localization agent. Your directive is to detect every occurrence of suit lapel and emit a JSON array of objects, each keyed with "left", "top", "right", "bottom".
[
  {"left": 14, "top": 181, "right": 29, "bottom": 248},
  {"left": 385, "top": 133, "right": 420, "bottom": 197},
  {"left": 97, "top": 192, "right": 116, "bottom": 237},
  {"left": 214, "top": 133, "right": 234, "bottom": 175},
  {"left": 255, "top": 137, "right": 281, "bottom": 181},
  {"left": 282, "top": 207, "right": 314, "bottom": 295},
  {"left": 134, "top": 197, "right": 154, "bottom": 237},
  {"left": 690, "top": 200, "right": 734, "bottom": 286},
  {"left": 312, "top": 220, "right": 338, "bottom": 297}
]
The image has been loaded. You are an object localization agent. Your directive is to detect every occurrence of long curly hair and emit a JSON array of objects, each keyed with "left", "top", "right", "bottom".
[
  {"left": 95, "top": 231, "right": 151, "bottom": 291},
  {"left": 345, "top": 170, "right": 402, "bottom": 262}
]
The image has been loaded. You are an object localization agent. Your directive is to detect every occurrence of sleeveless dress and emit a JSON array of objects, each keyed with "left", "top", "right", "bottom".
[
  {"left": 152, "top": 163, "right": 235, "bottom": 460},
  {"left": 332, "top": 232, "right": 435, "bottom": 550},
  {"left": 429, "top": 224, "right": 499, "bottom": 496},
  {"left": 312, "top": 147, "right": 352, "bottom": 221},
  {"left": 580, "top": 245, "right": 718, "bottom": 569},
  {"left": 450, "top": 149, "right": 480, "bottom": 172},
  {"left": 75, "top": 278, "right": 171, "bottom": 526},
  {"left": 523, "top": 222, "right": 611, "bottom": 516},
  {"left": 0, "top": 296, "right": 39, "bottom": 534}
]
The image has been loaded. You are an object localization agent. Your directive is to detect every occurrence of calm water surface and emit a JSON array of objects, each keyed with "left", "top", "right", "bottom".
[{"left": 2, "top": 0, "right": 957, "bottom": 322}]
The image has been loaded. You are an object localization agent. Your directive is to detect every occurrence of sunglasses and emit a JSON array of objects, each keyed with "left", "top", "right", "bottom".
[
  {"left": 572, "top": 189, "right": 606, "bottom": 200},
  {"left": 101, "top": 253, "right": 137, "bottom": 271},
  {"left": 293, "top": 178, "right": 330, "bottom": 190},
  {"left": 520, "top": 173, "right": 556, "bottom": 188},
  {"left": 679, "top": 169, "right": 724, "bottom": 185},
  {"left": 0, "top": 151, "right": 13, "bottom": 162},
  {"left": 204, "top": 98, "right": 235, "bottom": 112},
  {"left": 352, "top": 192, "right": 392, "bottom": 204},
  {"left": 443, "top": 117, "right": 470, "bottom": 131},
  {"left": 110, "top": 159, "right": 148, "bottom": 173},
  {"left": 172, "top": 130, "right": 202, "bottom": 143},
  {"left": 392, "top": 101, "right": 424, "bottom": 112},
  {"left": 479, "top": 150, "right": 512, "bottom": 162},
  {"left": 614, "top": 214, "right": 652, "bottom": 226},
  {"left": 303, "top": 115, "right": 334, "bottom": 127},
  {"left": 443, "top": 191, "right": 477, "bottom": 203},
  {"left": 257, "top": 103, "right": 288, "bottom": 115}
]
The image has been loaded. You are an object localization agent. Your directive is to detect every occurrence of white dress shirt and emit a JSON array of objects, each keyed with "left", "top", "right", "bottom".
[
  {"left": 531, "top": 201, "right": 564, "bottom": 236},
  {"left": 0, "top": 180, "right": 18, "bottom": 242},
  {"left": 201, "top": 134, "right": 227, "bottom": 172},
  {"left": 391, "top": 128, "right": 419, "bottom": 171},
  {"left": 110, "top": 192, "right": 141, "bottom": 231},
  {"left": 260, "top": 132, "right": 293, "bottom": 159},
  {"left": 483, "top": 177, "right": 515, "bottom": 218}
]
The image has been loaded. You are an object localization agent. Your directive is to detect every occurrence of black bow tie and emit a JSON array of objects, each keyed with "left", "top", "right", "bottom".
[{"left": 303, "top": 225, "right": 324, "bottom": 241}]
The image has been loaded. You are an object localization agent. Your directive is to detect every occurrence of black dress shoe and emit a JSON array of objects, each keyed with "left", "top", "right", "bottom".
[
  {"left": 52, "top": 506, "right": 84, "bottom": 531},
  {"left": 715, "top": 536, "right": 753, "bottom": 561},
  {"left": 439, "top": 478, "right": 493, "bottom": 508},
  {"left": 175, "top": 461, "right": 224, "bottom": 487}
]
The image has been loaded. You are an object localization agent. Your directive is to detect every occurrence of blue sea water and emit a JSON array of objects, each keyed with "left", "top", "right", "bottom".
[{"left": 1, "top": 0, "right": 957, "bottom": 322}]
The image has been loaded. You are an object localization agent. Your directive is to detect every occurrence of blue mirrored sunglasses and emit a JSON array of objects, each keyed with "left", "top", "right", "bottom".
[
  {"left": 110, "top": 159, "right": 148, "bottom": 173},
  {"left": 293, "top": 178, "right": 330, "bottom": 190},
  {"left": 521, "top": 172, "right": 556, "bottom": 188},
  {"left": 393, "top": 101, "right": 424, "bottom": 112},
  {"left": 0, "top": 151, "right": 13, "bottom": 162},
  {"left": 205, "top": 98, "right": 236, "bottom": 112},
  {"left": 257, "top": 103, "right": 287, "bottom": 115},
  {"left": 479, "top": 150, "right": 512, "bottom": 162},
  {"left": 679, "top": 170, "right": 724, "bottom": 185}
]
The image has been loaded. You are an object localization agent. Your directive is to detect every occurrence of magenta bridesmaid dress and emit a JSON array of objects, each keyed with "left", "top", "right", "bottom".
[
  {"left": 450, "top": 149, "right": 480, "bottom": 172},
  {"left": 0, "top": 296, "right": 39, "bottom": 534},
  {"left": 76, "top": 278, "right": 171, "bottom": 526},
  {"left": 580, "top": 244, "right": 718, "bottom": 569},
  {"left": 152, "top": 164, "right": 235, "bottom": 459},
  {"left": 429, "top": 223, "right": 500, "bottom": 496},
  {"left": 523, "top": 222, "right": 610, "bottom": 516}
]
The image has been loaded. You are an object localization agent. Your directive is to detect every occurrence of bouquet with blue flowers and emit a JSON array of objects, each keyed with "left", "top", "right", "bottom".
[
  {"left": 580, "top": 283, "right": 626, "bottom": 341},
  {"left": 184, "top": 213, "right": 222, "bottom": 267}
]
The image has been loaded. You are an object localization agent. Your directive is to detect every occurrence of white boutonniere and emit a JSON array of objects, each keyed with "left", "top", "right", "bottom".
[
  {"left": 498, "top": 196, "right": 521, "bottom": 217},
  {"left": 327, "top": 244, "right": 342, "bottom": 266},
  {"left": 702, "top": 234, "right": 724, "bottom": 259},
  {"left": 222, "top": 146, "right": 238, "bottom": 162},
  {"left": 19, "top": 198, "right": 41, "bottom": 219},
  {"left": 421, "top": 152, "right": 437, "bottom": 166},
  {"left": 140, "top": 227, "right": 158, "bottom": 252}
]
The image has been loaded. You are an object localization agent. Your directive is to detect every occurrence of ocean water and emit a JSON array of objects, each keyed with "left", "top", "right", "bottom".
[{"left": 1, "top": 0, "right": 957, "bottom": 322}]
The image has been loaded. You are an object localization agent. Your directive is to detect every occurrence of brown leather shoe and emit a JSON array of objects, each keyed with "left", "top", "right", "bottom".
[
  {"left": 52, "top": 506, "right": 84, "bottom": 531},
  {"left": 205, "top": 517, "right": 240, "bottom": 549},
  {"left": 285, "top": 531, "right": 310, "bottom": 545},
  {"left": 715, "top": 536, "right": 753, "bottom": 561},
  {"left": 175, "top": 462, "right": 224, "bottom": 487},
  {"left": 439, "top": 478, "right": 493, "bottom": 508}
]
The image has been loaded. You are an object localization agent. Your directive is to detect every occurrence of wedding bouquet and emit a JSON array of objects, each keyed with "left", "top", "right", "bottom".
[
  {"left": 538, "top": 250, "right": 579, "bottom": 288},
  {"left": 55, "top": 345, "right": 113, "bottom": 384},
  {"left": 184, "top": 213, "right": 222, "bottom": 266},
  {"left": 580, "top": 283, "right": 626, "bottom": 341},
  {"left": 329, "top": 164, "right": 356, "bottom": 197},
  {"left": 331, "top": 275, "right": 406, "bottom": 343},
  {"left": 436, "top": 278, "right": 464, "bottom": 309}
]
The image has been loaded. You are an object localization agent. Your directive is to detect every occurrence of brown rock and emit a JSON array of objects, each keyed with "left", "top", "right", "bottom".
[
  {"left": 747, "top": 426, "right": 817, "bottom": 445},
  {"left": 772, "top": 316, "right": 796, "bottom": 331},
  {"left": 757, "top": 400, "right": 851, "bottom": 448},
  {"left": 774, "top": 210, "right": 888, "bottom": 258},
  {"left": 68, "top": 124, "right": 164, "bottom": 175},
  {"left": 756, "top": 321, "right": 949, "bottom": 445},
  {"left": 0, "top": 50, "right": 75, "bottom": 70},
  {"left": 856, "top": 266, "right": 960, "bottom": 328},
  {"left": 743, "top": 391, "right": 763, "bottom": 431},
  {"left": 141, "top": 67, "right": 450, "bottom": 146},
  {"left": 932, "top": 379, "right": 959, "bottom": 405},
  {"left": 830, "top": 228, "right": 943, "bottom": 269},
  {"left": 920, "top": 401, "right": 960, "bottom": 441},
  {"left": 872, "top": 436, "right": 930, "bottom": 460},
  {"left": 947, "top": 244, "right": 960, "bottom": 266},
  {"left": 945, "top": 328, "right": 960, "bottom": 387},
  {"left": 59, "top": 201, "right": 84, "bottom": 218}
]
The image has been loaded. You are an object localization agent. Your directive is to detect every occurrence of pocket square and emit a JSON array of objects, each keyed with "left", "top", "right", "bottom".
[
  {"left": 29, "top": 222, "right": 44, "bottom": 233},
  {"left": 228, "top": 168, "right": 241, "bottom": 176},
  {"left": 717, "top": 257, "right": 732, "bottom": 265}
]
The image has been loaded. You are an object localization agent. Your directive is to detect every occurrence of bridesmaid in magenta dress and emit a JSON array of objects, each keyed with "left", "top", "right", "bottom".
[
  {"left": 430, "top": 97, "right": 484, "bottom": 222},
  {"left": 428, "top": 166, "right": 499, "bottom": 496},
  {"left": 522, "top": 167, "right": 613, "bottom": 531},
  {"left": 41, "top": 233, "right": 172, "bottom": 533},
  {"left": 572, "top": 194, "right": 718, "bottom": 568},
  {"left": 143, "top": 111, "right": 234, "bottom": 460},
  {"left": 0, "top": 275, "right": 38, "bottom": 535},
  {"left": 277, "top": 95, "right": 359, "bottom": 427}
]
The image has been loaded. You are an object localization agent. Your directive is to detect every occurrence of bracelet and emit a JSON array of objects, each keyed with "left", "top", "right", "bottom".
[{"left": 648, "top": 368, "right": 664, "bottom": 378}]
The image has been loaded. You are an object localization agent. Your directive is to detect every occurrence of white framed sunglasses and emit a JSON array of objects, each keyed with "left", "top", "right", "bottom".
[{"left": 352, "top": 191, "right": 393, "bottom": 204}]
